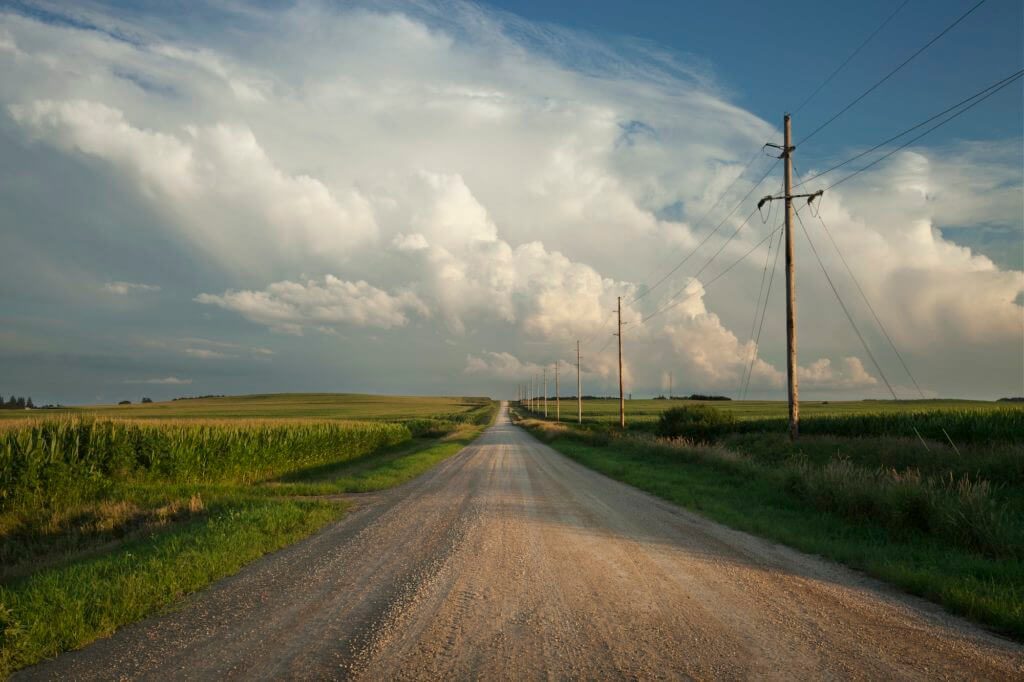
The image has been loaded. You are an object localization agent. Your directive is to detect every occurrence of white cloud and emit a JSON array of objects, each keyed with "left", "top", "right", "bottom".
[
  {"left": 102, "top": 281, "right": 160, "bottom": 295},
  {"left": 195, "top": 275, "right": 429, "bottom": 334},
  {"left": 0, "top": 2, "right": 1020, "bottom": 398},
  {"left": 183, "top": 347, "right": 230, "bottom": 359},
  {"left": 10, "top": 100, "right": 377, "bottom": 272},
  {"left": 125, "top": 376, "right": 192, "bottom": 385},
  {"left": 464, "top": 351, "right": 545, "bottom": 378},
  {"left": 799, "top": 357, "right": 878, "bottom": 389}
]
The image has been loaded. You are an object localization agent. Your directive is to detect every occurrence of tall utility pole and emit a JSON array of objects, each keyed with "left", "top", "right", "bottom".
[
  {"left": 615, "top": 296, "right": 625, "bottom": 429},
  {"left": 555, "top": 361, "right": 560, "bottom": 421},
  {"left": 668, "top": 372, "right": 672, "bottom": 400},
  {"left": 576, "top": 340, "right": 582, "bottom": 425},
  {"left": 543, "top": 368, "right": 548, "bottom": 418},
  {"left": 760, "top": 114, "right": 820, "bottom": 440},
  {"left": 783, "top": 114, "right": 799, "bottom": 440}
]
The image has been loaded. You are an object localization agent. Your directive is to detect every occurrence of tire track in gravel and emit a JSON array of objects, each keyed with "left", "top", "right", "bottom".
[{"left": 19, "top": 403, "right": 1024, "bottom": 680}]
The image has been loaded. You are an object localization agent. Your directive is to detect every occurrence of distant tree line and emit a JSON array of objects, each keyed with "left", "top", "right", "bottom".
[
  {"left": 653, "top": 394, "right": 732, "bottom": 401},
  {"left": 118, "top": 397, "right": 155, "bottom": 405},
  {"left": 171, "top": 394, "right": 225, "bottom": 401},
  {"left": 0, "top": 395, "right": 34, "bottom": 409},
  {"left": 997, "top": 397, "right": 1024, "bottom": 402}
]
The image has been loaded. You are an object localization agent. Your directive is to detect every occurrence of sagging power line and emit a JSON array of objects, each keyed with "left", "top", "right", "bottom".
[{"left": 800, "top": 0, "right": 988, "bottom": 146}]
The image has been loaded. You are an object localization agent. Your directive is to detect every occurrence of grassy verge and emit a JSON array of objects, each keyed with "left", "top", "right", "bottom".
[
  {"left": 265, "top": 423, "right": 488, "bottom": 495},
  {"left": 515, "top": 414, "right": 1024, "bottom": 640},
  {"left": 1, "top": 400, "right": 496, "bottom": 675},
  {"left": 0, "top": 496, "right": 341, "bottom": 675}
]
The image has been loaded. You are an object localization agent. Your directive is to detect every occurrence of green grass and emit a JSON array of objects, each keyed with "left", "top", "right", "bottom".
[
  {"left": 516, "top": 413, "right": 1024, "bottom": 640},
  {"left": 268, "top": 424, "right": 490, "bottom": 495},
  {"left": 0, "top": 395, "right": 497, "bottom": 676},
  {"left": 0, "top": 495, "right": 341, "bottom": 675}
]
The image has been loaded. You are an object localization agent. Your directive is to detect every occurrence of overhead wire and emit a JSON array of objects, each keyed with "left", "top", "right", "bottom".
[
  {"left": 641, "top": 204, "right": 762, "bottom": 324},
  {"left": 702, "top": 222, "right": 783, "bottom": 292},
  {"left": 822, "top": 70, "right": 1023, "bottom": 191},
  {"left": 800, "top": 0, "right": 987, "bottom": 147},
  {"left": 736, "top": 226, "right": 779, "bottom": 398},
  {"left": 792, "top": 162, "right": 926, "bottom": 398},
  {"left": 630, "top": 157, "right": 779, "bottom": 304},
  {"left": 794, "top": 209, "right": 898, "bottom": 399},
  {"left": 743, "top": 228, "right": 784, "bottom": 399},
  {"left": 813, "top": 209, "right": 925, "bottom": 398},
  {"left": 793, "top": 0, "right": 913, "bottom": 115},
  {"left": 796, "top": 69, "right": 1024, "bottom": 189}
]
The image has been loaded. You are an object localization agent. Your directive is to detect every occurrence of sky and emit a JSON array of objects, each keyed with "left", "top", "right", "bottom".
[{"left": 0, "top": 0, "right": 1021, "bottom": 404}]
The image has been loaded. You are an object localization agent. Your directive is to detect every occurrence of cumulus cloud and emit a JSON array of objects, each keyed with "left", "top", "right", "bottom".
[
  {"left": 125, "top": 376, "right": 192, "bottom": 385},
  {"left": 183, "top": 348, "right": 230, "bottom": 359},
  {"left": 195, "top": 275, "right": 429, "bottom": 334},
  {"left": 0, "top": 1, "right": 1019, "bottom": 399},
  {"left": 464, "top": 351, "right": 546, "bottom": 378},
  {"left": 102, "top": 281, "right": 160, "bottom": 295},
  {"left": 10, "top": 100, "right": 376, "bottom": 272},
  {"left": 799, "top": 357, "right": 878, "bottom": 389}
]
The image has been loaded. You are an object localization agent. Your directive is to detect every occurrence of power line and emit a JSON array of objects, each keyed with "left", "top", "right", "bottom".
[
  {"left": 792, "top": 163, "right": 925, "bottom": 398},
  {"left": 630, "top": 157, "right": 779, "bottom": 304},
  {"left": 823, "top": 70, "right": 1022, "bottom": 191},
  {"left": 642, "top": 205, "right": 761, "bottom": 324},
  {"left": 794, "top": 209, "right": 898, "bottom": 399},
  {"left": 702, "top": 223, "right": 783, "bottom": 291},
  {"left": 793, "top": 0, "right": 913, "bottom": 115},
  {"left": 632, "top": 147, "right": 765, "bottom": 303},
  {"left": 812, "top": 210, "right": 925, "bottom": 398},
  {"left": 800, "top": 0, "right": 988, "bottom": 147},
  {"left": 796, "top": 69, "right": 1024, "bottom": 189},
  {"left": 579, "top": 311, "right": 616, "bottom": 350},
  {"left": 743, "top": 228, "right": 783, "bottom": 399},
  {"left": 736, "top": 227, "right": 779, "bottom": 398}
]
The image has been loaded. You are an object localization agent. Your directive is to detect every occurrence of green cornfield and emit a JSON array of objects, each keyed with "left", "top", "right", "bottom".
[
  {"left": 737, "top": 409, "right": 1024, "bottom": 443},
  {"left": 0, "top": 418, "right": 413, "bottom": 513}
]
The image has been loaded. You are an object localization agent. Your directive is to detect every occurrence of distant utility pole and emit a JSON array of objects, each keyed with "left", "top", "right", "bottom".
[
  {"left": 615, "top": 296, "right": 625, "bottom": 429},
  {"left": 668, "top": 372, "right": 672, "bottom": 399},
  {"left": 543, "top": 368, "right": 548, "bottom": 417},
  {"left": 555, "top": 360, "right": 560, "bottom": 421},
  {"left": 576, "top": 339, "right": 582, "bottom": 425},
  {"left": 760, "top": 113, "right": 821, "bottom": 440}
]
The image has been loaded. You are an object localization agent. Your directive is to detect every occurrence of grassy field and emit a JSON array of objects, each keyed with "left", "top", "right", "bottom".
[
  {"left": 0, "top": 393, "right": 489, "bottom": 422},
  {"left": 0, "top": 394, "right": 496, "bottom": 675},
  {"left": 513, "top": 400, "right": 1024, "bottom": 639},
  {"left": 543, "top": 397, "right": 1019, "bottom": 423}
]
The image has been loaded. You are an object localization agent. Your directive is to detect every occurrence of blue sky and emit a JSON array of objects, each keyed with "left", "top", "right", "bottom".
[
  {"left": 493, "top": 0, "right": 1023, "bottom": 144},
  {"left": 0, "top": 0, "right": 1021, "bottom": 404}
]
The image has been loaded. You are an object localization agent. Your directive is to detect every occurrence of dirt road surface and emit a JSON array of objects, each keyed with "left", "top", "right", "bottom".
[{"left": 21, "top": 403, "right": 1023, "bottom": 680}]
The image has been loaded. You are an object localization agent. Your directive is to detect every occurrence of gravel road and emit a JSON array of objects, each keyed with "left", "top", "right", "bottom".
[{"left": 21, "top": 402, "right": 1023, "bottom": 680}]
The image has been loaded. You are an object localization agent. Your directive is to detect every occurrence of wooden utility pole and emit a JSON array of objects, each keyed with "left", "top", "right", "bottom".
[
  {"left": 555, "top": 361, "right": 560, "bottom": 421},
  {"left": 783, "top": 113, "right": 799, "bottom": 440},
  {"left": 576, "top": 340, "right": 582, "bottom": 424},
  {"left": 759, "top": 115, "right": 820, "bottom": 438},
  {"left": 543, "top": 368, "right": 548, "bottom": 417},
  {"left": 616, "top": 296, "right": 625, "bottom": 429},
  {"left": 668, "top": 372, "right": 672, "bottom": 399}
]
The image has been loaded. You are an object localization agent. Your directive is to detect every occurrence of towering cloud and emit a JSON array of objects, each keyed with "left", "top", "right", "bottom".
[{"left": 0, "top": 1, "right": 1019, "bottom": 400}]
